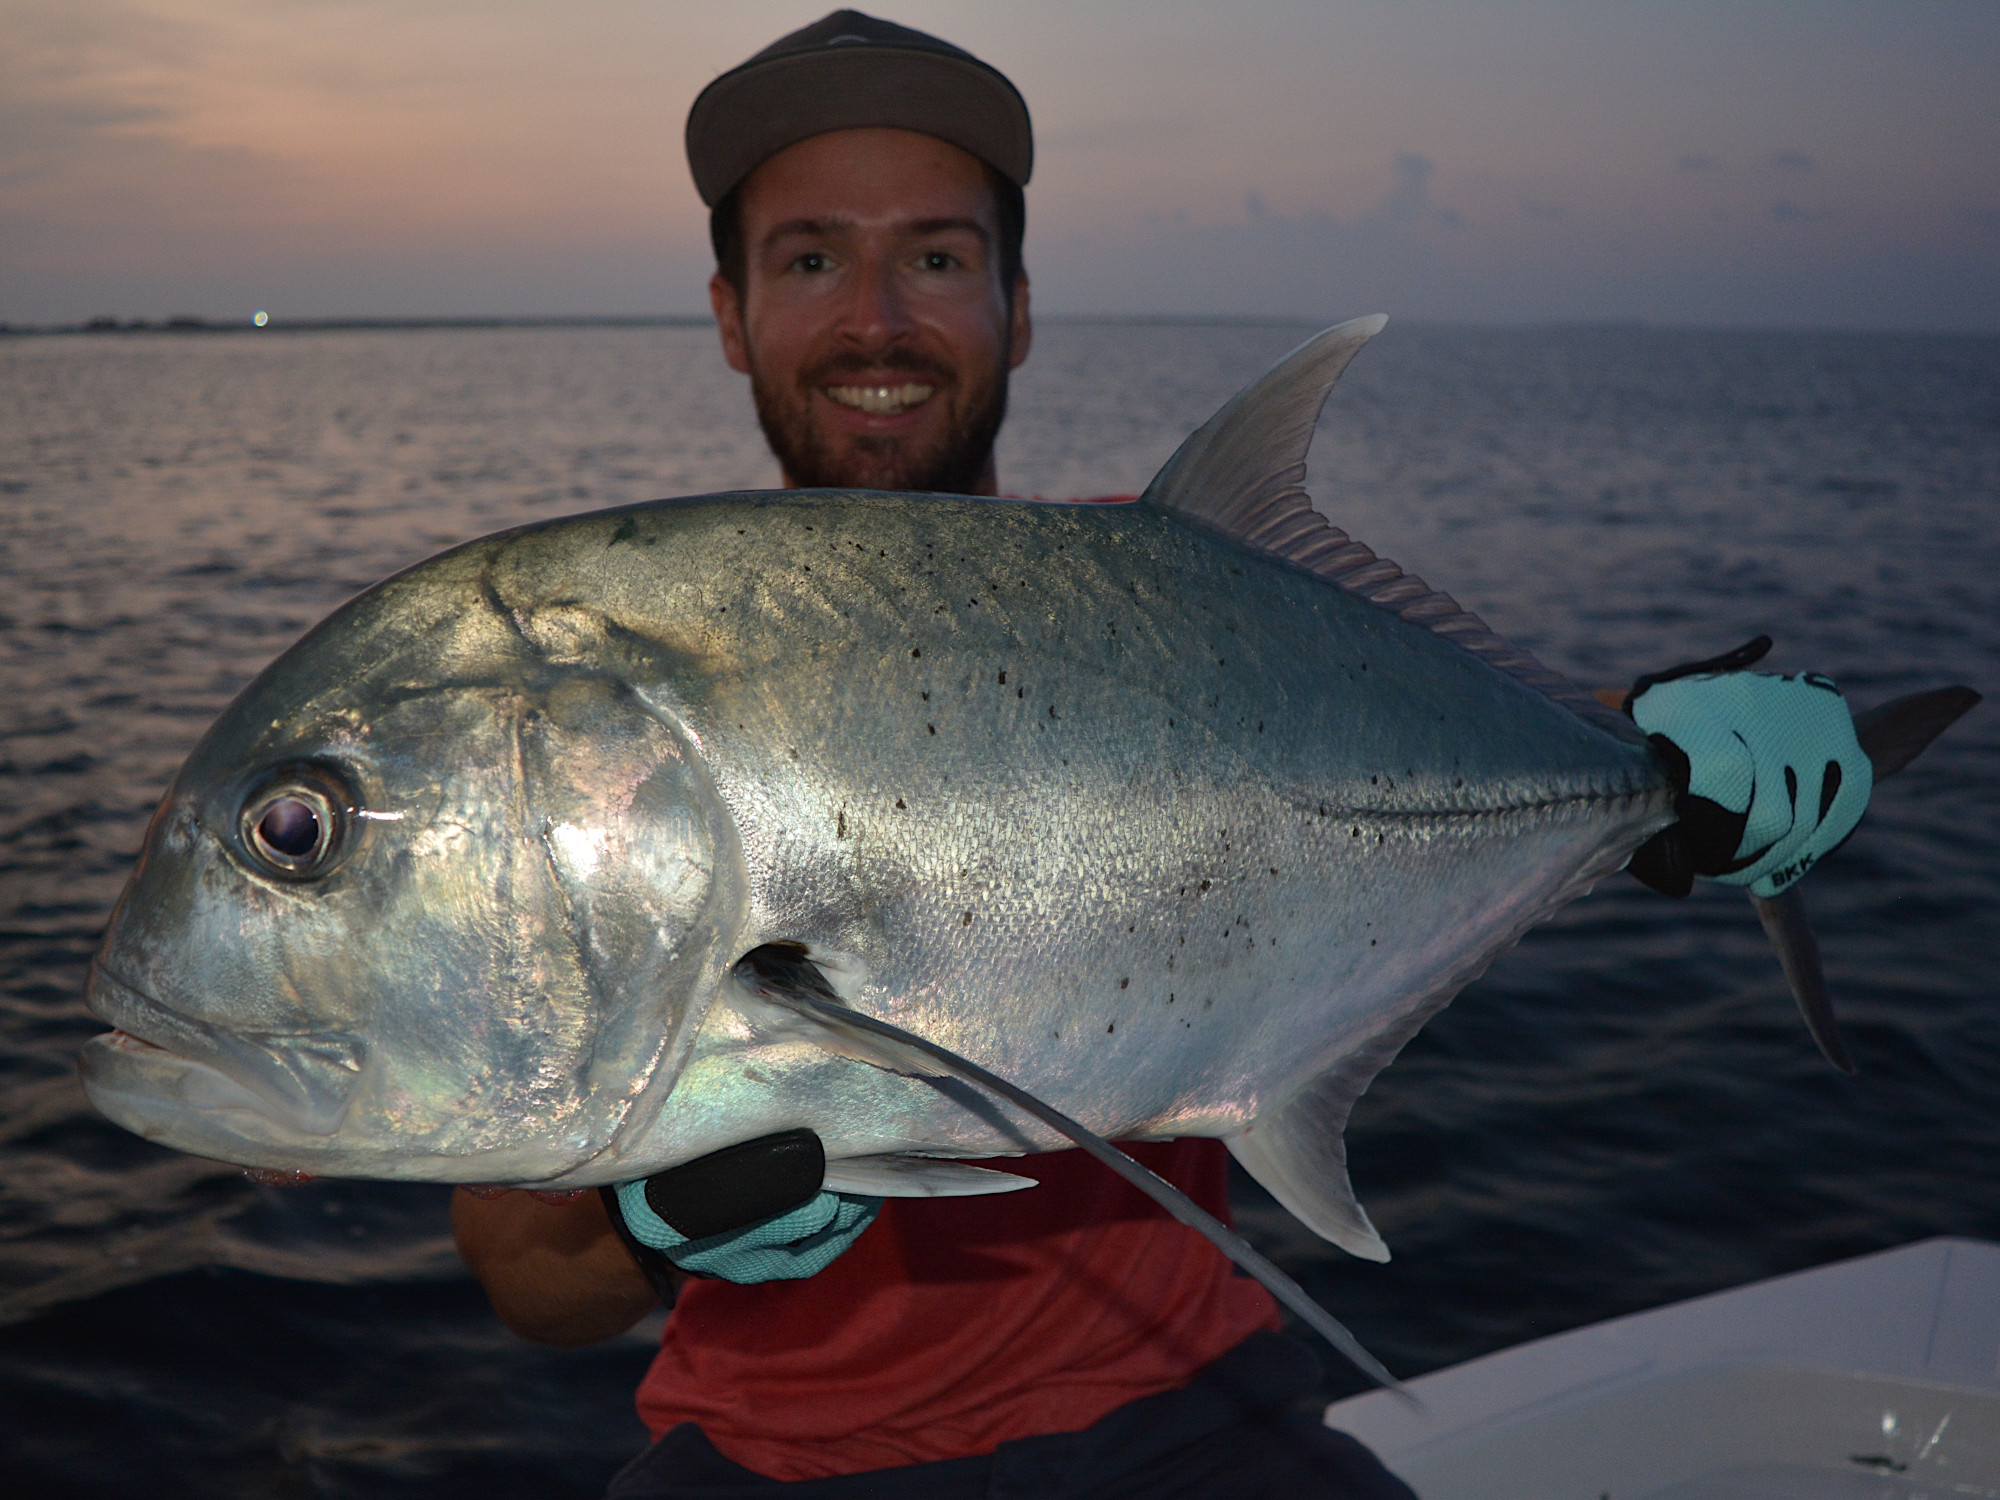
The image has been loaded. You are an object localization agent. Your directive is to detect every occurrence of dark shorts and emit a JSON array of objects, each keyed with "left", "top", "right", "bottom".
[{"left": 605, "top": 1331, "right": 1417, "bottom": 1499}]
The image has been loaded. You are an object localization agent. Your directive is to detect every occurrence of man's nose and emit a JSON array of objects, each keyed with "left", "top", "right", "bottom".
[{"left": 837, "top": 253, "right": 918, "bottom": 348}]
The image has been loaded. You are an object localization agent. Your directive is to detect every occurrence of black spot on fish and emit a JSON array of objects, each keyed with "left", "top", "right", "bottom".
[
  {"left": 610, "top": 517, "right": 638, "bottom": 545},
  {"left": 921, "top": 691, "right": 929, "bottom": 701},
  {"left": 1017, "top": 687, "right": 1024, "bottom": 698},
  {"left": 1199, "top": 880, "right": 1210, "bottom": 892},
  {"left": 1119, "top": 978, "right": 1129, "bottom": 989},
  {"left": 837, "top": 811, "right": 846, "bottom": 838},
  {"left": 962, "top": 912, "right": 972, "bottom": 925},
  {"left": 911, "top": 648, "right": 920, "bottom": 658},
  {"left": 1107, "top": 1023, "right": 1115, "bottom": 1033},
  {"left": 928, "top": 725, "right": 936, "bottom": 735},
  {"left": 1049, "top": 705, "right": 1058, "bottom": 718},
  {"left": 998, "top": 670, "right": 1006, "bottom": 684},
  {"left": 895, "top": 798, "right": 906, "bottom": 809}
]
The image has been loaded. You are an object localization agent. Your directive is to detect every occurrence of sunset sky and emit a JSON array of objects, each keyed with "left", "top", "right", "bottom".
[{"left": 4, "top": 0, "right": 1997, "bottom": 330}]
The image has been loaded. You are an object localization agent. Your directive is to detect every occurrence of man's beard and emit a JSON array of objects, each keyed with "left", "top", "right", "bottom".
[{"left": 750, "top": 349, "right": 1010, "bottom": 495}]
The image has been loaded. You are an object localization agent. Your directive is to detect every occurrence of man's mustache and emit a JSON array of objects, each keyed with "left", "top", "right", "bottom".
[{"left": 805, "top": 351, "right": 955, "bottom": 386}]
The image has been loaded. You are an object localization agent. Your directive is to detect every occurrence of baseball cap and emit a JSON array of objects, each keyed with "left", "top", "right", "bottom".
[{"left": 686, "top": 10, "right": 1033, "bottom": 208}]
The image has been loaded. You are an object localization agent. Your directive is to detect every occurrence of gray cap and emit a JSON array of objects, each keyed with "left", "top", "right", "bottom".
[{"left": 686, "top": 10, "right": 1033, "bottom": 208}]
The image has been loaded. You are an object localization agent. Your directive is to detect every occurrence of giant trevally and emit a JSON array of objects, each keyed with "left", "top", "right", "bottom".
[{"left": 78, "top": 318, "right": 1973, "bottom": 1327}]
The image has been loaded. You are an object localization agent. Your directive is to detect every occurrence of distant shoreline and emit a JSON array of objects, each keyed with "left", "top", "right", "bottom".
[
  {"left": 0, "top": 311, "right": 1337, "bottom": 339},
  {"left": 5, "top": 314, "right": 1992, "bottom": 340}
]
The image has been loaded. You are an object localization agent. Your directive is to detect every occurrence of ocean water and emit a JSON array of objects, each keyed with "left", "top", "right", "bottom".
[{"left": 2, "top": 320, "right": 1996, "bottom": 1496}]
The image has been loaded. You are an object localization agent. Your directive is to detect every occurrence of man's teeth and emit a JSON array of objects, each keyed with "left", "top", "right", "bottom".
[{"left": 826, "top": 382, "right": 935, "bottom": 415}]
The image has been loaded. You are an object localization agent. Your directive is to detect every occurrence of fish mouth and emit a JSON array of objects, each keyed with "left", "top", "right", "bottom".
[{"left": 83, "top": 967, "right": 365, "bottom": 1138}]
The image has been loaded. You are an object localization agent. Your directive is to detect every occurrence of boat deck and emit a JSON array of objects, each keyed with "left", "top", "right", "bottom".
[{"left": 1326, "top": 1238, "right": 2000, "bottom": 1499}]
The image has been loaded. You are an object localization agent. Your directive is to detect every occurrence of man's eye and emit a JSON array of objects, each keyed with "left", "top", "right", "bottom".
[
  {"left": 920, "top": 251, "right": 956, "bottom": 272},
  {"left": 792, "top": 252, "right": 829, "bottom": 273}
]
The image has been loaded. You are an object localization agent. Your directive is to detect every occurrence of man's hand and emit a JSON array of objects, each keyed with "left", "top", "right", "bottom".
[
  {"left": 603, "top": 1128, "right": 882, "bottom": 1286},
  {"left": 454, "top": 1130, "right": 883, "bottom": 1346},
  {"left": 451, "top": 1186, "right": 664, "bottom": 1346},
  {"left": 1622, "top": 636, "right": 1873, "bottom": 898}
]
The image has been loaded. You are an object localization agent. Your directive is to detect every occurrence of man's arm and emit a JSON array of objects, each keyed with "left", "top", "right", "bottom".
[{"left": 451, "top": 1186, "right": 669, "bottom": 1346}]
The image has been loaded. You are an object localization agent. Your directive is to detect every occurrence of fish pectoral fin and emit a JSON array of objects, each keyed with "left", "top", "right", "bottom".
[
  {"left": 822, "top": 1154, "right": 1038, "bottom": 1198},
  {"left": 1230, "top": 1062, "right": 1391, "bottom": 1264},
  {"left": 728, "top": 944, "right": 1411, "bottom": 1399},
  {"left": 731, "top": 942, "right": 944, "bottom": 1077}
]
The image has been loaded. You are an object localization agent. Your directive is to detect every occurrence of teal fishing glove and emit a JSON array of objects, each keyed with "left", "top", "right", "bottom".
[
  {"left": 599, "top": 1128, "right": 881, "bottom": 1293},
  {"left": 613, "top": 1179, "right": 881, "bottom": 1283},
  {"left": 1623, "top": 637, "right": 1873, "bottom": 899}
]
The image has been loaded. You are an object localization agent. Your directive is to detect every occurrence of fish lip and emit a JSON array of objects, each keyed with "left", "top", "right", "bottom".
[{"left": 84, "top": 967, "right": 364, "bottom": 1137}]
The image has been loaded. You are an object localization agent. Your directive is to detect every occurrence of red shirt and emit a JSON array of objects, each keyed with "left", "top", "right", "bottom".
[{"left": 634, "top": 1139, "right": 1280, "bottom": 1480}]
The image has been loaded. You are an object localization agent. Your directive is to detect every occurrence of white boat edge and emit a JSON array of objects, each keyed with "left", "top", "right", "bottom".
[{"left": 1325, "top": 1236, "right": 2000, "bottom": 1499}]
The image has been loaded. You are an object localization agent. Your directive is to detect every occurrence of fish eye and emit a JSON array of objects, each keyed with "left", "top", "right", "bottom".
[{"left": 239, "top": 766, "right": 352, "bottom": 880}]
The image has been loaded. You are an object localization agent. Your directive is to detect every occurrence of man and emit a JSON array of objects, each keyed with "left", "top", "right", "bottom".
[
  {"left": 455, "top": 13, "right": 1419, "bottom": 1498},
  {"left": 456, "top": 12, "right": 1874, "bottom": 1497}
]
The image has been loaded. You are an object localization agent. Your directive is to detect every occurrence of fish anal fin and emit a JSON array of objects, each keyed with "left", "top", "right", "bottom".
[{"left": 1229, "top": 1061, "right": 1390, "bottom": 1264}]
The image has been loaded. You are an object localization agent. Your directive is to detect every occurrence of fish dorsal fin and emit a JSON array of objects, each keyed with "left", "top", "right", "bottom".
[{"left": 1140, "top": 316, "right": 1636, "bottom": 739}]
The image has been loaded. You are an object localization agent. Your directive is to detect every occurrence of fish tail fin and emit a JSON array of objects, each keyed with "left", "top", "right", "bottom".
[{"left": 1757, "top": 685, "right": 1979, "bottom": 1071}]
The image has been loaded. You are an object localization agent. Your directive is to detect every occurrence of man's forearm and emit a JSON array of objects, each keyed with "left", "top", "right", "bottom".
[{"left": 451, "top": 1186, "right": 668, "bottom": 1346}]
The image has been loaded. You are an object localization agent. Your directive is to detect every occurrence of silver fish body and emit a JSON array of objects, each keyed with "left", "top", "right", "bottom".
[{"left": 81, "top": 320, "right": 1677, "bottom": 1255}]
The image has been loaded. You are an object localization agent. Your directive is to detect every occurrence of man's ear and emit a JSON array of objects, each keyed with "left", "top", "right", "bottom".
[
  {"left": 711, "top": 273, "right": 750, "bottom": 375},
  {"left": 1008, "top": 272, "right": 1032, "bottom": 370}
]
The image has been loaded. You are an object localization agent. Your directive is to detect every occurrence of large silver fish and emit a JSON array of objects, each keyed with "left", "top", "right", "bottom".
[{"left": 76, "top": 317, "right": 1962, "bottom": 1277}]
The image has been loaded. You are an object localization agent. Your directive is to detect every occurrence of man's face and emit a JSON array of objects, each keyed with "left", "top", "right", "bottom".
[{"left": 711, "top": 128, "right": 1031, "bottom": 496}]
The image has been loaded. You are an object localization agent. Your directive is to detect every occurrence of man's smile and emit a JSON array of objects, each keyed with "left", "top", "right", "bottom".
[{"left": 824, "top": 382, "right": 937, "bottom": 416}]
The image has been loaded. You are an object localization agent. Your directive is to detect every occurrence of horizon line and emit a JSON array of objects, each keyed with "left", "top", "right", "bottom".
[{"left": 4, "top": 312, "right": 1995, "bottom": 340}]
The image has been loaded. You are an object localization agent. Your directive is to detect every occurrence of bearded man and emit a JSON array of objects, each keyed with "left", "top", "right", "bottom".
[
  {"left": 453, "top": 12, "right": 1419, "bottom": 1500},
  {"left": 454, "top": 12, "right": 1881, "bottom": 1499}
]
